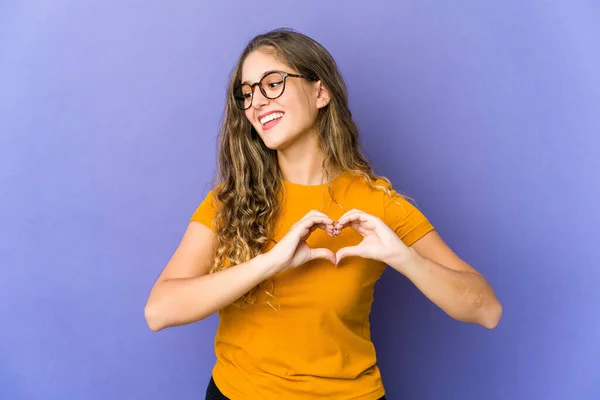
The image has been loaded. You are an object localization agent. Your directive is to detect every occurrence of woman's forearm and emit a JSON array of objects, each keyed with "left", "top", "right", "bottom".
[
  {"left": 144, "top": 253, "right": 276, "bottom": 331},
  {"left": 389, "top": 248, "right": 502, "bottom": 329}
]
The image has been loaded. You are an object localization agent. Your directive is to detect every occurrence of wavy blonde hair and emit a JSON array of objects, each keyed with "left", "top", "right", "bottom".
[{"left": 209, "top": 28, "right": 401, "bottom": 306}]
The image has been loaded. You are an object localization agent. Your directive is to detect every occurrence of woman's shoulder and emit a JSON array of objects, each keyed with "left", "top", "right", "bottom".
[
  {"left": 189, "top": 182, "right": 223, "bottom": 227},
  {"left": 332, "top": 172, "right": 402, "bottom": 213},
  {"left": 337, "top": 171, "right": 395, "bottom": 194}
]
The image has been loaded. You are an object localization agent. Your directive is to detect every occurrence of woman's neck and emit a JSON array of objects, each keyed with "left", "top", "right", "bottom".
[{"left": 276, "top": 132, "right": 338, "bottom": 185}]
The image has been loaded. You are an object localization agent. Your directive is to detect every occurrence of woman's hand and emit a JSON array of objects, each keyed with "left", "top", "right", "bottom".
[
  {"left": 264, "top": 210, "right": 337, "bottom": 274},
  {"left": 334, "top": 209, "right": 411, "bottom": 267}
]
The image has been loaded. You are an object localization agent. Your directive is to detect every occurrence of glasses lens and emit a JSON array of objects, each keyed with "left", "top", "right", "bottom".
[
  {"left": 234, "top": 84, "right": 253, "bottom": 109},
  {"left": 260, "top": 72, "right": 285, "bottom": 99}
]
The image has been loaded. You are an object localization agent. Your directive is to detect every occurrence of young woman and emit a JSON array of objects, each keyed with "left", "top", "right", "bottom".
[{"left": 145, "top": 28, "right": 502, "bottom": 400}]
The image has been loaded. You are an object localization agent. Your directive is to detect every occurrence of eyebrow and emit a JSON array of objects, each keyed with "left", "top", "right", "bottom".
[{"left": 240, "top": 70, "right": 281, "bottom": 85}]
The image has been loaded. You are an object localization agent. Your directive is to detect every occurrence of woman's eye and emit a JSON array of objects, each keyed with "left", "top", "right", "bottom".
[{"left": 268, "top": 81, "right": 282, "bottom": 88}]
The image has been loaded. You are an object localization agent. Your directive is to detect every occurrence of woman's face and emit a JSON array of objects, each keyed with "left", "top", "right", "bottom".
[{"left": 240, "top": 49, "right": 329, "bottom": 150}]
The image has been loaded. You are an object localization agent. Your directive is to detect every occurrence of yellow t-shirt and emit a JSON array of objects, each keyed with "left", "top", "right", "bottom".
[{"left": 190, "top": 172, "right": 434, "bottom": 400}]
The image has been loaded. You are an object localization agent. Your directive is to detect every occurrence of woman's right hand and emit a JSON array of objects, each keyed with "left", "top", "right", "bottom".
[{"left": 264, "top": 210, "right": 337, "bottom": 274}]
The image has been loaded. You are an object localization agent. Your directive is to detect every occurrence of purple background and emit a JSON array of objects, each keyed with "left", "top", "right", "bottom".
[{"left": 1, "top": 1, "right": 599, "bottom": 399}]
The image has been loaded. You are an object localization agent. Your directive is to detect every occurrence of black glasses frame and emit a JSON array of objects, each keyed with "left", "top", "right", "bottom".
[{"left": 233, "top": 71, "right": 314, "bottom": 110}]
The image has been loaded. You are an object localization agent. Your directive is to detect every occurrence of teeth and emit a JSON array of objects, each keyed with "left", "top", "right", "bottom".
[{"left": 260, "top": 112, "right": 284, "bottom": 125}]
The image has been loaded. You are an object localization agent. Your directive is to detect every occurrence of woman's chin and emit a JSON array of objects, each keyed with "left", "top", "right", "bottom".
[
  {"left": 260, "top": 134, "right": 292, "bottom": 151},
  {"left": 258, "top": 126, "right": 305, "bottom": 151},
  {"left": 263, "top": 141, "right": 288, "bottom": 151}
]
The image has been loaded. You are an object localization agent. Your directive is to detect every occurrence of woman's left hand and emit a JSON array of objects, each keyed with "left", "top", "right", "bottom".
[{"left": 334, "top": 209, "right": 413, "bottom": 267}]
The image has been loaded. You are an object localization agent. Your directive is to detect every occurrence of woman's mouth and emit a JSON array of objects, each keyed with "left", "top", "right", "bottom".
[{"left": 259, "top": 112, "right": 284, "bottom": 130}]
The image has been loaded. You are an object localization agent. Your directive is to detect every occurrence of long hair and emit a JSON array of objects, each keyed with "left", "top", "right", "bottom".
[{"left": 209, "top": 28, "right": 396, "bottom": 306}]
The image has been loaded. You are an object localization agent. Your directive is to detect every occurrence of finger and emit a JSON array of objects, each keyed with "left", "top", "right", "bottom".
[
  {"left": 301, "top": 211, "right": 335, "bottom": 232},
  {"left": 309, "top": 248, "right": 336, "bottom": 264},
  {"left": 302, "top": 209, "right": 331, "bottom": 220},
  {"left": 336, "top": 208, "right": 363, "bottom": 221},
  {"left": 332, "top": 223, "right": 366, "bottom": 237},
  {"left": 297, "top": 216, "right": 335, "bottom": 239},
  {"left": 338, "top": 208, "right": 359, "bottom": 217},
  {"left": 300, "top": 215, "right": 334, "bottom": 228},
  {"left": 335, "top": 245, "right": 362, "bottom": 266},
  {"left": 337, "top": 211, "right": 369, "bottom": 226},
  {"left": 335, "top": 212, "right": 371, "bottom": 232},
  {"left": 307, "top": 223, "right": 336, "bottom": 238},
  {"left": 350, "top": 221, "right": 369, "bottom": 236},
  {"left": 301, "top": 210, "right": 319, "bottom": 218}
]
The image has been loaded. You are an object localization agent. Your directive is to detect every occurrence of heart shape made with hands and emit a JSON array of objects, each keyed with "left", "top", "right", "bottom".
[
  {"left": 302, "top": 209, "right": 399, "bottom": 267},
  {"left": 326, "top": 217, "right": 366, "bottom": 265}
]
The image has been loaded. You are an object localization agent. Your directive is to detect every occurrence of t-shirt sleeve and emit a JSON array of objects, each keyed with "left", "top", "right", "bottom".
[
  {"left": 189, "top": 190, "right": 216, "bottom": 230},
  {"left": 382, "top": 188, "right": 435, "bottom": 247}
]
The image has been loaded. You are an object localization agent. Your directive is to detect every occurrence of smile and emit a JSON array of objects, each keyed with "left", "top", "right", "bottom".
[{"left": 259, "top": 112, "right": 284, "bottom": 126}]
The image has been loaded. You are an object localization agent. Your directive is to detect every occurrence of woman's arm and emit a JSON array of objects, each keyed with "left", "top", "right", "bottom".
[
  {"left": 334, "top": 210, "right": 502, "bottom": 329},
  {"left": 390, "top": 230, "right": 503, "bottom": 329},
  {"left": 144, "top": 210, "right": 337, "bottom": 331},
  {"left": 144, "top": 222, "right": 275, "bottom": 331}
]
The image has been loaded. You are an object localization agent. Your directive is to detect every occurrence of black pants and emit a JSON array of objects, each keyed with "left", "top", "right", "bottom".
[
  {"left": 205, "top": 376, "right": 228, "bottom": 400},
  {"left": 206, "top": 376, "right": 387, "bottom": 399}
]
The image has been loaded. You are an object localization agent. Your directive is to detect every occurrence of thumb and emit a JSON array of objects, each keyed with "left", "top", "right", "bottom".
[
  {"left": 335, "top": 245, "right": 362, "bottom": 266},
  {"left": 309, "top": 248, "right": 336, "bottom": 264}
]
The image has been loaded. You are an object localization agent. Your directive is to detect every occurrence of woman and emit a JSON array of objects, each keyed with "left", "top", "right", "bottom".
[{"left": 145, "top": 28, "right": 502, "bottom": 400}]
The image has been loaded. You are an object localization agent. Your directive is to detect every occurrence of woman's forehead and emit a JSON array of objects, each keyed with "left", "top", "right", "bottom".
[{"left": 241, "top": 50, "right": 290, "bottom": 84}]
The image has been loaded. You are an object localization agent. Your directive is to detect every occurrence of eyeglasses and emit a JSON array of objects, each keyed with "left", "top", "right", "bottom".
[{"left": 233, "top": 71, "right": 313, "bottom": 110}]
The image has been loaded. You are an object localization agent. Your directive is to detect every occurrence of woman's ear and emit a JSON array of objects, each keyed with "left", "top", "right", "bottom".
[{"left": 315, "top": 81, "right": 331, "bottom": 109}]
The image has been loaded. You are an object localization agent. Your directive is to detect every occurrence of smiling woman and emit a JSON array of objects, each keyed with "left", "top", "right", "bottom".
[{"left": 144, "top": 28, "right": 502, "bottom": 400}]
